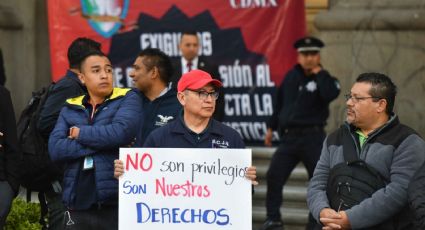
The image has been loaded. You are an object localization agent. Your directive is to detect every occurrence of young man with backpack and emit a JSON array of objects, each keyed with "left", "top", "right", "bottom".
[
  {"left": 36, "top": 37, "right": 101, "bottom": 229},
  {"left": 307, "top": 73, "right": 425, "bottom": 229},
  {"left": 48, "top": 50, "right": 141, "bottom": 229}
]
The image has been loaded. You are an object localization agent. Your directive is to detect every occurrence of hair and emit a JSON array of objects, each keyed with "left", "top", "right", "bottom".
[
  {"left": 181, "top": 30, "right": 198, "bottom": 39},
  {"left": 137, "top": 48, "right": 174, "bottom": 84},
  {"left": 77, "top": 50, "right": 107, "bottom": 72},
  {"left": 356, "top": 72, "right": 397, "bottom": 115},
  {"left": 68, "top": 37, "right": 102, "bottom": 69}
]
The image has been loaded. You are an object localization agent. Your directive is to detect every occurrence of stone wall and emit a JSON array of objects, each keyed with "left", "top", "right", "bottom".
[
  {"left": 306, "top": 0, "right": 329, "bottom": 34},
  {"left": 315, "top": 0, "right": 425, "bottom": 136},
  {"left": 0, "top": 0, "right": 50, "bottom": 115}
]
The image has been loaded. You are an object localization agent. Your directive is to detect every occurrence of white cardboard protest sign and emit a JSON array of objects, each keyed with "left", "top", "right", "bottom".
[{"left": 118, "top": 148, "right": 252, "bottom": 230}]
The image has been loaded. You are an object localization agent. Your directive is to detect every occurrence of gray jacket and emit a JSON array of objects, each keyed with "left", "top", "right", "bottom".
[{"left": 307, "top": 115, "right": 425, "bottom": 229}]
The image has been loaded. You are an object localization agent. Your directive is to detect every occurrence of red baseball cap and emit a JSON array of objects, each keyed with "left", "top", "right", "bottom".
[{"left": 177, "top": 69, "right": 223, "bottom": 92}]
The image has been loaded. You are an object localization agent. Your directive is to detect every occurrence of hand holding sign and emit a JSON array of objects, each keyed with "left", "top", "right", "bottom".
[
  {"left": 118, "top": 148, "right": 253, "bottom": 230},
  {"left": 246, "top": 166, "right": 258, "bottom": 185},
  {"left": 114, "top": 159, "right": 124, "bottom": 179},
  {"left": 114, "top": 157, "right": 258, "bottom": 184}
]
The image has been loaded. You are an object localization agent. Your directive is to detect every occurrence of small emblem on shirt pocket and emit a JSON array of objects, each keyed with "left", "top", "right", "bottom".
[{"left": 212, "top": 139, "right": 229, "bottom": 148}]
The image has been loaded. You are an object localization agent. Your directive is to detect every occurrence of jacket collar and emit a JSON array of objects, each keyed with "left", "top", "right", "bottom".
[
  {"left": 172, "top": 112, "right": 223, "bottom": 137},
  {"left": 66, "top": 69, "right": 79, "bottom": 78},
  {"left": 66, "top": 88, "right": 131, "bottom": 106},
  {"left": 140, "top": 87, "right": 177, "bottom": 103},
  {"left": 345, "top": 113, "right": 399, "bottom": 137}
]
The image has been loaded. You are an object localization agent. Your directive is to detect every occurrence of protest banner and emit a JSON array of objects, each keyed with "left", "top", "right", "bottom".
[
  {"left": 47, "top": 0, "right": 305, "bottom": 144},
  {"left": 119, "top": 148, "right": 252, "bottom": 229}
]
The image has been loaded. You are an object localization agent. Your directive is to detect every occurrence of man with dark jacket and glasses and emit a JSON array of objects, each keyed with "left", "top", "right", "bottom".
[{"left": 308, "top": 73, "right": 425, "bottom": 229}]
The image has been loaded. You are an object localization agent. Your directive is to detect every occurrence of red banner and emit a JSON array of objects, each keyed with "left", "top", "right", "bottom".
[{"left": 47, "top": 0, "right": 305, "bottom": 143}]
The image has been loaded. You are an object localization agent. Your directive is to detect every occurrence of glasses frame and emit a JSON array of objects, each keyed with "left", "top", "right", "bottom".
[
  {"left": 186, "top": 89, "right": 219, "bottom": 100},
  {"left": 344, "top": 93, "right": 381, "bottom": 103}
]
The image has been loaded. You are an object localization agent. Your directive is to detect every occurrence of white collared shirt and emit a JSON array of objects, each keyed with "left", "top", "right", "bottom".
[{"left": 181, "top": 57, "right": 199, "bottom": 74}]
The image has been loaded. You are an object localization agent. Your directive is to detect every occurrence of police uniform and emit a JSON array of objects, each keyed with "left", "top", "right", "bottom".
[{"left": 261, "top": 37, "right": 340, "bottom": 230}]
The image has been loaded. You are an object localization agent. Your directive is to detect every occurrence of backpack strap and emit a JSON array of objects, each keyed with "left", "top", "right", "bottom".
[{"left": 343, "top": 128, "right": 359, "bottom": 163}]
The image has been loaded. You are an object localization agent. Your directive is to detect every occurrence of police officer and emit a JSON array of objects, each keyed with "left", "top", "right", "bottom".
[{"left": 260, "top": 36, "right": 340, "bottom": 230}]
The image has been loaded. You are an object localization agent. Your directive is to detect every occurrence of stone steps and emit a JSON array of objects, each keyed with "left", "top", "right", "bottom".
[{"left": 251, "top": 147, "right": 310, "bottom": 230}]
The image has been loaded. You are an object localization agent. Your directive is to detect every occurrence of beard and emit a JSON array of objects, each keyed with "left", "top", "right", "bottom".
[{"left": 346, "top": 109, "right": 356, "bottom": 124}]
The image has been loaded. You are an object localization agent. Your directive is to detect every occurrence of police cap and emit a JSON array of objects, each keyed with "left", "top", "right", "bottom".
[{"left": 293, "top": 36, "right": 324, "bottom": 52}]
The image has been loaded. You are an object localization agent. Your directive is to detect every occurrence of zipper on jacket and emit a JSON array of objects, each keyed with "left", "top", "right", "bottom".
[
  {"left": 346, "top": 115, "right": 397, "bottom": 160},
  {"left": 90, "top": 104, "right": 97, "bottom": 121}
]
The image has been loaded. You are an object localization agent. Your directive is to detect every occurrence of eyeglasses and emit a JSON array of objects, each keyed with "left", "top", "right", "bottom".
[
  {"left": 186, "top": 89, "right": 219, "bottom": 100},
  {"left": 344, "top": 94, "right": 381, "bottom": 103}
]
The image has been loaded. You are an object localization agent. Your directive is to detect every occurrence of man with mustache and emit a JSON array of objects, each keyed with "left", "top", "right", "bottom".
[
  {"left": 261, "top": 36, "right": 340, "bottom": 230},
  {"left": 307, "top": 73, "right": 425, "bottom": 229}
]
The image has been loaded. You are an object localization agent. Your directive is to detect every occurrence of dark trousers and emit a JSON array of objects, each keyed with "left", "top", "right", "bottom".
[
  {"left": 0, "top": 181, "right": 14, "bottom": 229},
  {"left": 45, "top": 191, "right": 66, "bottom": 230},
  {"left": 265, "top": 128, "right": 325, "bottom": 229},
  {"left": 64, "top": 206, "right": 118, "bottom": 230}
]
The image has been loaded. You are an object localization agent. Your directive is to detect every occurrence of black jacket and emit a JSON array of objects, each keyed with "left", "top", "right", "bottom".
[
  {"left": 0, "top": 85, "right": 21, "bottom": 193},
  {"left": 38, "top": 70, "right": 86, "bottom": 139},
  {"left": 135, "top": 88, "right": 181, "bottom": 147},
  {"left": 0, "top": 49, "right": 6, "bottom": 86},
  {"left": 170, "top": 56, "right": 218, "bottom": 86},
  {"left": 267, "top": 64, "right": 340, "bottom": 132}
]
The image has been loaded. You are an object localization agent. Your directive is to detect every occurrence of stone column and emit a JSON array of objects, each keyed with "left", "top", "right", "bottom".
[
  {"left": 0, "top": 0, "right": 50, "bottom": 115},
  {"left": 315, "top": 0, "right": 425, "bottom": 136}
]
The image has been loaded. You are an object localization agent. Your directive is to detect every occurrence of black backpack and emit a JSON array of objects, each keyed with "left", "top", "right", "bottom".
[
  {"left": 16, "top": 83, "right": 61, "bottom": 192},
  {"left": 326, "top": 133, "right": 386, "bottom": 211},
  {"left": 326, "top": 129, "right": 412, "bottom": 230}
]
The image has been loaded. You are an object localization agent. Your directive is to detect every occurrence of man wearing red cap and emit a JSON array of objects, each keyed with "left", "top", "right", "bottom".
[
  {"left": 143, "top": 69, "right": 244, "bottom": 148},
  {"left": 114, "top": 69, "right": 257, "bottom": 184},
  {"left": 170, "top": 31, "right": 225, "bottom": 121}
]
